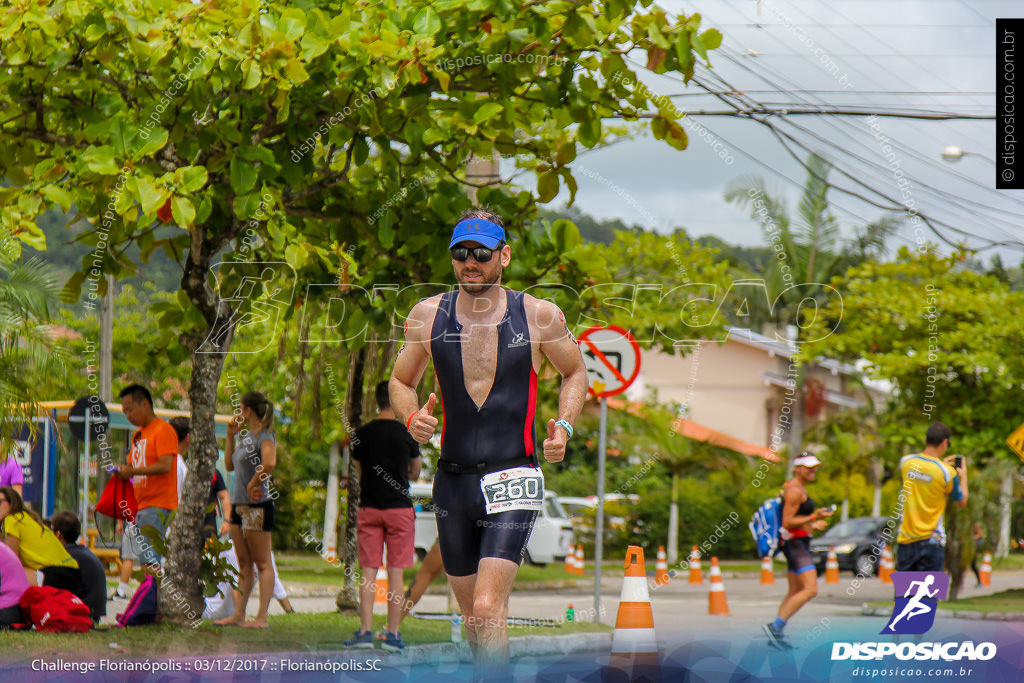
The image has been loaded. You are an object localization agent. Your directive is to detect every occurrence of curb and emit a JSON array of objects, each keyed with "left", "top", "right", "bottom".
[
  {"left": 861, "top": 604, "right": 1024, "bottom": 622},
  {"left": 284, "top": 579, "right": 593, "bottom": 598},
  {"left": 374, "top": 632, "right": 613, "bottom": 665}
]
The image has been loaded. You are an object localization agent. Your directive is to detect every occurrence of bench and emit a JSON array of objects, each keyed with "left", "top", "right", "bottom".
[{"left": 86, "top": 528, "right": 122, "bottom": 576}]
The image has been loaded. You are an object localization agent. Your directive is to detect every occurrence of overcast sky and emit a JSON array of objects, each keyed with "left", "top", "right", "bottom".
[{"left": 523, "top": 0, "right": 1023, "bottom": 261}]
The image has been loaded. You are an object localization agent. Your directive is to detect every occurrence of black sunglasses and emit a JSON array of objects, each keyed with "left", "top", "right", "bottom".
[{"left": 451, "top": 242, "right": 504, "bottom": 263}]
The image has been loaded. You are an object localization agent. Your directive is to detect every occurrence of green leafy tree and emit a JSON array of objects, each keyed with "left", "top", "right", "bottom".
[
  {"left": 2, "top": 1, "right": 721, "bottom": 620},
  {"left": 0, "top": 227, "right": 66, "bottom": 455},
  {"left": 805, "top": 247, "right": 1024, "bottom": 597},
  {"left": 724, "top": 153, "right": 903, "bottom": 475}
]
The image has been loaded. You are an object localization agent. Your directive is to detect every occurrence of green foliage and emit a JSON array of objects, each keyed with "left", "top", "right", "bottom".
[
  {"left": 806, "top": 247, "right": 1024, "bottom": 466},
  {"left": 142, "top": 513, "right": 239, "bottom": 598},
  {"left": 724, "top": 153, "right": 903, "bottom": 332},
  {"left": 0, "top": 225, "right": 66, "bottom": 454},
  {"left": 2, "top": 0, "right": 723, "bottom": 611},
  {"left": 24, "top": 282, "right": 189, "bottom": 406}
]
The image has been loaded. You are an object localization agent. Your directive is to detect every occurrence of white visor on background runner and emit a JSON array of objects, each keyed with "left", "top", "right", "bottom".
[{"left": 794, "top": 452, "right": 822, "bottom": 468}]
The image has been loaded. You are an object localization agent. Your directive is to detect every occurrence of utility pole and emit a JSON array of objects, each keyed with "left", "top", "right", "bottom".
[
  {"left": 99, "top": 274, "right": 114, "bottom": 402},
  {"left": 465, "top": 151, "right": 501, "bottom": 205}
]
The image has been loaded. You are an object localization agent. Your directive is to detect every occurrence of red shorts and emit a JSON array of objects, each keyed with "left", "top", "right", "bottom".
[{"left": 356, "top": 507, "right": 416, "bottom": 569}]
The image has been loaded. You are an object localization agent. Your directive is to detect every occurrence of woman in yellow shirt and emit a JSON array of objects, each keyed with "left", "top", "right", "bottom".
[{"left": 0, "top": 486, "right": 80, "bottom": 592}]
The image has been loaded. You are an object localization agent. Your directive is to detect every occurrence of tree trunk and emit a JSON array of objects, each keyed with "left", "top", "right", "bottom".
[
  {"left": 336, "top": 346, "right": 367, "bottom": 611},
  {"left": 323, "top": 440, "right": 341, "bottom": 560},
  {"left": 787, "top": 392, "right": 804, "bottom": 479},
  {"left": 871, "top": 457, "right": 883, "bottom": 517},
  {"left": 291, "top": 315, "right": 312, "bottom": 423},
  {"left": 841, "top": 471, "right": 851, "bottom": 522},
  {"left": 311, "top": 342, "right": 325, "bottom": 441},
  {"left": 998, "top": 464, "right": 1012, "bottom": 558},
  {"left": 163, "top": 255, "right": 237, "bottom": 624},
  {"left": 667, "top": 472, "right": 679, "bottom": 565},
  {"left": 945, "top": 501, "right": 967, "bottom": 600},
  {"left": 162, "top": 348, "right": 228, "bottom": 624}
]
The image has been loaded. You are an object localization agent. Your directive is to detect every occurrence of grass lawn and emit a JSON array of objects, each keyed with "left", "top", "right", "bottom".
[
  {"left": 992, "top": 554, "right": 1024, "bottom": 571},
  {"left": 1, "top": 611, "right": 611, "bottom": 660},
  {"left": 271, "top": 553, "right": 766, "bottom": 588},
  {"left": 867, "top": 588, "right": 1024, "bottom": 614},
  {"left": 273, "top": 553, "right": 591, "bottom": 588},
  {"left": 942, "top": 589, "right": 1024, "bottom": 613}
]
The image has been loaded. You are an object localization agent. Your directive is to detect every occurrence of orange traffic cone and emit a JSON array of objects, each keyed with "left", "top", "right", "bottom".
[
  {"left": 979, "top": 552, "right": 992, "bottom": 587},
  {"left": 760, "top": 556, "right": 775, "bottom": 585},
  {"left": 688, "top": 545, "right": 703, "bottom": 584},
  {"left": 575, "top": 544, "right": 586, "bottom": 575},
  {"left": 609, "top": 546, "right": 660, "bottom": 682},
  {"left": 374, "top": 565, "right": 388, "bottom": 604},
  {"left": 708, "top": 557, "right": 730, "bottom": 616},
  {"left": 565, "top": 547, "right": 577, "bottom": 574},
  {"left": 655, "top": 546, "right": 670, "bottom": 586},
  {"left": 324, "top": 537, "right": 337, "bottom": 564},
  {"left": 879, "top": 545, "right": 894, "bottom": 584},
  {"left": 825, "top": 547, "right": 840, "bottom": 584}
]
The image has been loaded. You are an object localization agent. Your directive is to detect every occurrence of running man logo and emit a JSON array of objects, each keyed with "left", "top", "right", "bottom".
[{"left": 881, "top": 571, "right": 950, "bottom": 635}]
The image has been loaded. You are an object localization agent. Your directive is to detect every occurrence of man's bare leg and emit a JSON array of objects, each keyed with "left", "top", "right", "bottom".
[
  {"left": 450, "top": 557, "right": 519, "bottom": 677},
  {"left": 449, "top": 573, "right": 479, "bottom": 658}
]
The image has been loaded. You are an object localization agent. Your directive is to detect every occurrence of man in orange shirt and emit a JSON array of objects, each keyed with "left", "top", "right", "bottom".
[{"left": 115, "top": 384, "right": 179, "bottom": 571}]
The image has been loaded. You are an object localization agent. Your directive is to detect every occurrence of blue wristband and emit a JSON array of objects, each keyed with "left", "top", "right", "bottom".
[{"left": 555, "top": 419, "right": 573, "bottom": 438}]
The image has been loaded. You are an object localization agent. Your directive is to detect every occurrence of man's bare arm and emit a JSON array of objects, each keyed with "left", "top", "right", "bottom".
[
  {"left": 531, "top": 299, "right": 587, "bottom": 462},
  {"left": 390, "top": 298, "right": 441, "bottom": 443}
]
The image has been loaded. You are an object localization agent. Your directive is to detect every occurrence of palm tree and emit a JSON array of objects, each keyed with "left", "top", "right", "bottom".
[
  {"left": 0, "top": 227, "right": 66, "bottom": 458},
  {"left": 725, "top": 153, "right": 903, "bottom": 475},
  {"left": 806, "top": 412, "right": 878, "bottom": 522},
  {"left": 619, "top": 401, "right": 748, "bottom": 563}
]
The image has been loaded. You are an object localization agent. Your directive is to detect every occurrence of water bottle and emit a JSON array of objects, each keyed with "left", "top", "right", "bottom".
[
  {"left": 566, "top": 604, "right": 575, "bottom": 622},
  {"left": 451, "top": 613, "right": 463, "bottom": 643}
]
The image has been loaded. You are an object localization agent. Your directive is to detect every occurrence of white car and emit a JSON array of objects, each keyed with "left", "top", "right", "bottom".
[
  {"left": 409, "top": 482, "right": 575, "bottom": 566},
  {"left": 559, "top": 494, "right": 641, "bottom": 541}
]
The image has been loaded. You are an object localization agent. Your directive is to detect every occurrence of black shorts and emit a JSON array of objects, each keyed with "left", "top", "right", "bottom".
[
  {"left": 0, "top": 605, "right": 24, "bottom": 629},
  {"left": 432, "top": 469, "right": 538, "bottom": 577},
  {"left": 41, "top": 566, "right": 84, "bottom": 594},
  {"left": 896, "top": 539, "right": 944, "bottom": 572},
  {"left": 782, "top": 537, "right": 815, "bottom": 575},
  {"left": 231, "top": 502, "right": 276, "bottom": 532}
]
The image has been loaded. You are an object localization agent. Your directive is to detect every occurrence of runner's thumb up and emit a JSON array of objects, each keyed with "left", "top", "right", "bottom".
[
  {"left": 423, "top": 393, "right": 437, "bottom": 415},
  {"left": 547, "top": 418, "right": 557, "bottom": 440}
]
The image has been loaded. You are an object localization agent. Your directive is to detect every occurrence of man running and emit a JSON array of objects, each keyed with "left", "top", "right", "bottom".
[
  {"left": 763, "top": 451, "right": 834, "bottom": 649},
  {"left": 390, "top": 209, "right": 588, "bottom": 670}
]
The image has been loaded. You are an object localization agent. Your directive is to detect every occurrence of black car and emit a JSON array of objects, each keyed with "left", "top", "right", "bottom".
[{"left": 809, "top": 516, "right": 896, "bottom": 577}]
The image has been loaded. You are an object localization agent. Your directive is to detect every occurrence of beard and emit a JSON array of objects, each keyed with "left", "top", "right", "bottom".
[{"left": 456, "top": 264, "right": 502, "bottom": 294}]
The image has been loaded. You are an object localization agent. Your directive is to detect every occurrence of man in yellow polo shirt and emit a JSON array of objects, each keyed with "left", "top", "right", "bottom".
[{"left": 896, "top": 422, "right": 968, "bottom": 572}]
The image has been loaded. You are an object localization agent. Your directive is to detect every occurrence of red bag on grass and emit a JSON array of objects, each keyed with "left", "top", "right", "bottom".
[{"left": 19, "top": 586, "right": 93, "bottom": 633}]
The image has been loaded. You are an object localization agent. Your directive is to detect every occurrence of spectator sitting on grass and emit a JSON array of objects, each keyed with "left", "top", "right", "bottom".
[{"left": 50, "top": 510, "right": 107, "bottom": 625}]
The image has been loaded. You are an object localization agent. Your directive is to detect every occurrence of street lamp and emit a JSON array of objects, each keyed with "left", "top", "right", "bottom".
[{"left": 940, "top": 146, "right": 995, "bottom": 164}]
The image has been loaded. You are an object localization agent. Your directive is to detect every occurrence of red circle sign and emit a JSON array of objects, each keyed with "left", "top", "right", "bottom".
[{"left": 578, "top": 325, "right": 641, "bottom": 398}]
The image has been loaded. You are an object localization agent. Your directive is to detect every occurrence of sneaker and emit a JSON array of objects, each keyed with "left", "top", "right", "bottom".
[
  {"left": 111, "top": 590, "right": 130, "bottom": 602},
  {"left": 381, "top": 630, "right": 406, "bottom": 653},
  {"left": 763, "top": 622, "right": 794, "bottom": 650},
  {"left": 344, "top": 629, "right": 374, "bottom": 648}
]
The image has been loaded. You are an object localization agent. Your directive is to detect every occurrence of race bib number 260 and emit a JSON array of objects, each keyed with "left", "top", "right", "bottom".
[{"left": 480, "top": 466, "right": 544, "bottom": 514}]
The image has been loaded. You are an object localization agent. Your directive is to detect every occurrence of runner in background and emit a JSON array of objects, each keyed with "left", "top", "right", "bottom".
[{"left": 763, "top": 451, "right": 834, "bottom": 649}]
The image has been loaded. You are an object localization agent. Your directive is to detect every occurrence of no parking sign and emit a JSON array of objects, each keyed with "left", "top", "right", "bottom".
[{"left": 578, "top": 325, "right": 641, "bottom": 398}]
